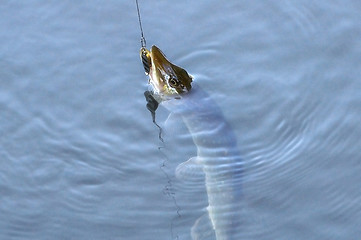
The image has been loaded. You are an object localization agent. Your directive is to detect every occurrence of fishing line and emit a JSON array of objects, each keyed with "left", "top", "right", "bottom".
[
  {"left": 159, "top": 147, "right": 181, "bottom": 240},
  {"left": 152, "top": 115, "right": 181, "bottom": 240},
  {"left": 155, "top": 129, "right": 181, "bottom": 240},
  {"left": 137, "top": 4, "right": 181, "bottom": 238},
  {"left": 135, "top": 0, "right": 146, "bottom": 48}
]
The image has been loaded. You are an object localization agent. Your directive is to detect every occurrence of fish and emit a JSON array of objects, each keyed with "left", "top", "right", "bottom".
[{"left": 141, "top": 45, "right": 243, "bottom": 240}]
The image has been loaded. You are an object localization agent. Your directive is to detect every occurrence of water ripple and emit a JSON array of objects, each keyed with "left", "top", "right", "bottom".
[
  {"left": 281, "top": 0, "right": 321, "bottom": 37},
  {"left": 243, "top": 94, "right": 322, "bottom": 185}
]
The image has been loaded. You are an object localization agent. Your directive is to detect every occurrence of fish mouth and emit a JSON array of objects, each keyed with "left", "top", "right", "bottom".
[{"left": 140, "top": 45, "right": 193, "bottom": 96}]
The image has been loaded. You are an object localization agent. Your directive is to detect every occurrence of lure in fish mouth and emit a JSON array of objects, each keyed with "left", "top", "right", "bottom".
[{"left": 140, "top": 45, "right": 193, "bottom": 96}]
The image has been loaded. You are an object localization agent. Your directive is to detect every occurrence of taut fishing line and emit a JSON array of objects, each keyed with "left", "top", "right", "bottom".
[{"left": 135, "top": 0, "right": 146, "bottom": 48}]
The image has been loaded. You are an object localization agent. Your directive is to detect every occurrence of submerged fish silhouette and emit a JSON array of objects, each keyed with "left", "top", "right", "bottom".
[{"left": 141, "top": 45, "right": 243, "bottom": 240}]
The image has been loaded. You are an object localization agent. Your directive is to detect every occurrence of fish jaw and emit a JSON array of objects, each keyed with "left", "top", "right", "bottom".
[{"left": 140, "top": 45, "right": 193, "bottom": 96}]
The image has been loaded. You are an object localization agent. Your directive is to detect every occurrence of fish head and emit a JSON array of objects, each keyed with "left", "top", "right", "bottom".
[{"left": 140, "top": 45, "right": 193, "bottom": 95}]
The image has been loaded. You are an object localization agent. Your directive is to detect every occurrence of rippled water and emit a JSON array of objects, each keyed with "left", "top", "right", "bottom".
[{"left": 1, "top": 1, "right": 361, "bottom": 240}]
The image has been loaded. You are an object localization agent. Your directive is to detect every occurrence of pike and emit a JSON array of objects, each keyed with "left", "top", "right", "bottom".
[{"left": 136, "top": 1, "right": 243, "bottom": 239}]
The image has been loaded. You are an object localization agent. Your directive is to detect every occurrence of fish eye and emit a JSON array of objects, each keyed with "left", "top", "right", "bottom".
[{"left": 169, "top": 76, "right": 179, "bottom": 87}]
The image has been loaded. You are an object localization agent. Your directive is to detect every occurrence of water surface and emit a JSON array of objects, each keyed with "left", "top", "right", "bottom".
[{"left": 1, "top": 1, "right": 361, "bottom": 239}]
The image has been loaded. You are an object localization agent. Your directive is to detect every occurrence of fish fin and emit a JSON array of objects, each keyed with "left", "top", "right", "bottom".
[
  {"left": 191, "top": 213, "right": 216, "bottom": 240},
  {"left": 175, "top": 157, "right": 204, "bottom": 181}
]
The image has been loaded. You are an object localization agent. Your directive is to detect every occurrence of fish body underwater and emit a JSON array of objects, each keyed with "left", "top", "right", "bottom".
[{"left": 141, "top": 45, "right": 243, "bottom": 240}]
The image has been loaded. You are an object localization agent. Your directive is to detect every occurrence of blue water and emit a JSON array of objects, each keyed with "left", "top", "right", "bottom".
[{"left": 1, "top": 1, "right": 361, "bottom": 239}]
